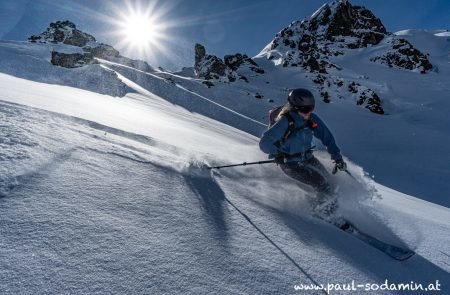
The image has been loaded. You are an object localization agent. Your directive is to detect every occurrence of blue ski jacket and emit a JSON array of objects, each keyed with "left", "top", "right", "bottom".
[{"left": 259, "top": 112, "right": 342, "bottom": 162}]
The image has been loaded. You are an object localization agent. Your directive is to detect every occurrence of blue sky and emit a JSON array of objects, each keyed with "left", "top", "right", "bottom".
[{"left": 1, "top": 0, "right": 449, "bottom": 70}]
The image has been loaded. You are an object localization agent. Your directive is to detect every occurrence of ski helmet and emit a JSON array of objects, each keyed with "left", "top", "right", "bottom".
[{"left": 288, "top": 88, "right": 315, "bottom": 113}]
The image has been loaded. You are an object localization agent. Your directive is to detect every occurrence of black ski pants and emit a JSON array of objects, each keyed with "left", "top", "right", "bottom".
[{"left": 280, "top": 156, "right": 332, "bottom": 194}]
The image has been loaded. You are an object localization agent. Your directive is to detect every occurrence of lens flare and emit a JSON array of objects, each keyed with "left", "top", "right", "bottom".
[
  {"left": 119, "top": 10, "right": 162, "bottom": 49},
  {"left": 108, "top": 0, "right": 175, "bottom": 66}
]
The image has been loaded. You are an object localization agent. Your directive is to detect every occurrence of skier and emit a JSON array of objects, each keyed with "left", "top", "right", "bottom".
[{"left": 259, "top": 88, "right": 347, "bottom": 211}]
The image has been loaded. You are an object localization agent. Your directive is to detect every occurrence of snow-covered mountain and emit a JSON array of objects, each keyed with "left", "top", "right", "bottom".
[
  {"left": 1, "top": 0, "right": 450, "bottom": 293},
  {"left": 195, "top": 0, "right": 437, "bottom": 115},
  {"left": 4, "top": 2, "right": 445, "bottom": 206}
]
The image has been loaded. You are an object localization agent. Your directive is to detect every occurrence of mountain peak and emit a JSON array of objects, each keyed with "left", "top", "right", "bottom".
[
  {"left": 325, "top": 0, "right": 387, "bottom": 45},
  {"left": 263, "top": 0, "right": 390, "bottom": 74},
  {"left": 290, "top": 0, "right": 388, "bottom": 49},
  {"left": 28, "top": 20, "right": 96, "bottom": 47},
  {"left": 256, "top": 0, "right": 434, "bottom": 114}
]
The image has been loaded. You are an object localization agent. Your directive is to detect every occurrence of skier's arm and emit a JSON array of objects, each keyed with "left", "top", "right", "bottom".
[
  {"left": 259, "top": 117, "right": 289, "bottom": 155},
  {"left": 311, "top": 114, "right": 342, "bottom": 161}
]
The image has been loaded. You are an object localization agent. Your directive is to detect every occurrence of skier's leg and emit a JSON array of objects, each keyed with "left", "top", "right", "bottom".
[
  {"left": 304, "top": 156, "right": 333, "bottom": 193},
  {"left": 280, "top": 159, "right": 336, "bottom": 216},
  {"left": 280, "top": 160, "right": 330, "bottom": 193},
  {"left": 305, "top": 157, "right": 338, "bottom": 215},
  {"left": 307, "top": 156, "right": 330, "bottom": 177}
]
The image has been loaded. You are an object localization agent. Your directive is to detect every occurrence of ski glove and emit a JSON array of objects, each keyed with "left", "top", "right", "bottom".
[
  {"left": 270, "top": 153, "right": 289, "bottom": 165},
  {"left": 332, "top": 159, "right": 347, "bottom": 174}
]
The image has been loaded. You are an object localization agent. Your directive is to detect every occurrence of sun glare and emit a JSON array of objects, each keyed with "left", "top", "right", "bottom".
[
  {"left": 121, "top": 12, "right": 160, "bottom": 48},
  {"left": 111, "top": 0, "right": 172, "bottom": 61}
]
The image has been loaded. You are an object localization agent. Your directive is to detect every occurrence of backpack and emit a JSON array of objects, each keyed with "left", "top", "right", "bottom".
[{"left": 268, "top": 105, "right": 318, "bottom": 142}]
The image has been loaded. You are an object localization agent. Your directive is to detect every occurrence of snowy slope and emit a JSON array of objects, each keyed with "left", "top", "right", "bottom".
[
  {"left": 66, "top": 30, "right": 450, "bottom": 206},
  {"left": 1, "top": 33, "right": 449, "bottom": 207},
  {"left": 1, "top": 0, "right": 450, "bottom": 209},
  {"left": 119, "top": 36, "right": 450, "bottom": 208},
  {"left": 0, "top": 40, "right": 132, "bottom": 97},
  {"left": 1, "top": 73, "right": 449, "bottom": 294}
]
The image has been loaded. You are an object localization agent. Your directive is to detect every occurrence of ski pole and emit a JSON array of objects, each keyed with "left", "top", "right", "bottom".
[
  {"left": 332, "top": 164, "right": 355, "bottom": 179},
  {"left": 344, "top": 169, "right": 356, "bottom": 179},
  {"left": 206, "top": 160, "right": 275, "bottom": 170}
]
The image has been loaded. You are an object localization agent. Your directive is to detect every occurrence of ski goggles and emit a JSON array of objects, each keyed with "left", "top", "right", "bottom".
[{"left": 292, "top": 105, "right": 314, "bottom": 114}]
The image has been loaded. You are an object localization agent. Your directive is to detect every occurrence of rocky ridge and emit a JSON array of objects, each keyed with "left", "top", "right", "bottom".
[
  {"left": 29, "top": 20, "right": 152, "bottom": 71},
  {"left": 29, "top": 20, "right": 96, "bottom": 47},
  {"left": 370, "top": 38, "right": 432, "bottom": 72},
  {"left": 194, "top": 43, "right": 265, "bottom": 87}
]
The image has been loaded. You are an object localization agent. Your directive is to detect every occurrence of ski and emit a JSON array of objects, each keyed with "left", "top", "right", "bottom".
[{"left": 316, "top": 215, "right": 415, "bottom": 261}]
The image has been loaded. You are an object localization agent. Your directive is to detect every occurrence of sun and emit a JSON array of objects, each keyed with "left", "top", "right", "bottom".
[
  {"left": 110, "top": 0, "right": 172, "bottom": 60},
  {"left": 119, "top": 12, "right": 161, "bottom": 48}
]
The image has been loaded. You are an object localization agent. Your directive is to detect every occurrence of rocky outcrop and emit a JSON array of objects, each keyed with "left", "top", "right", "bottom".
[
  {"left": 194, "top": 44, "right": 227, "bottom": 79},
  {"left": 321, "top": 2, "right": 387, "bottom": 48},
  {"left": 29, "top": 20, "right": 96, "bottom": 47},
  {"left": 83, "top": 43, "right": 119, "bottom": 59},
  {"left": 370, "top": 38, "right": 433, "bottom": 73},
  {"left": 224, "top": 53, "right": 264, "bottom": 74},
  {"left": 194, "top": 44, "right": 264, "bottom": 84},
  {"left": 29, "top": 20, "right": 153, "bottom": 72},
  {"left": 268, "top": 0, "right": 388, "bottom": 72},
  {"left": 312, "top": 74, "right": 384, "bottom": 114},
  {"left": 51, "top": 51, "right": 96, "bottom": 68},
  {"left": 347, "top": 81, "right": 384, "bottom": 114}
]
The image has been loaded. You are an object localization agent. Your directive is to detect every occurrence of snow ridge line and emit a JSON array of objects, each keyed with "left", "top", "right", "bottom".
[
  {"left": 97, "top": 59, "right": 268, "bottom": 127},
  {"left": 174, "top": 83, "right": 268, "bottom": 127}
]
